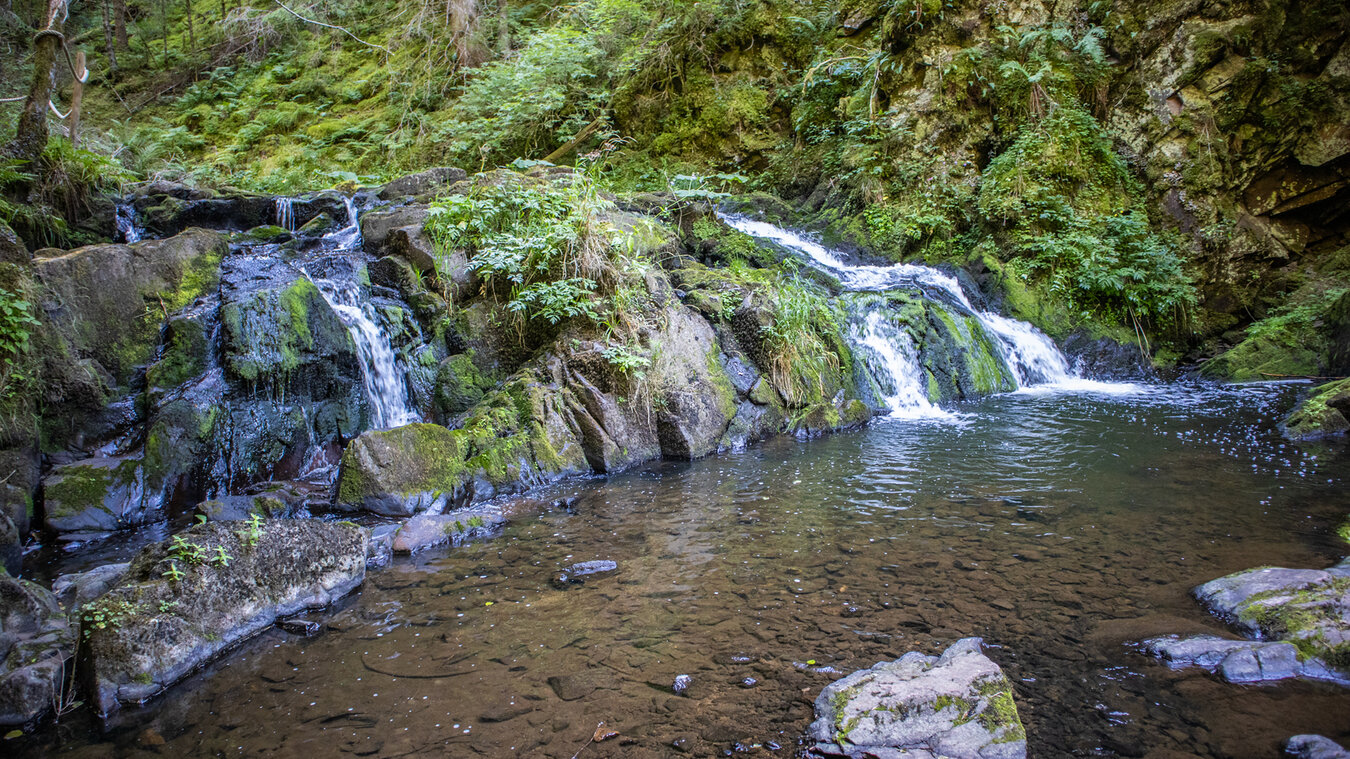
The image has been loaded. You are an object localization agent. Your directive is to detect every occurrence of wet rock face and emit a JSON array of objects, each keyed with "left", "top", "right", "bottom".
[
  {"left": 84, "top": 520, "right": 367, "bottom": 715},
  {"left": 34, "top": 227, "right": 228, "bottom": 390},
  {"left": 1142, "top": 635, "right": 1346, "bottom": 685},
  {"left": 390, "top": 509, "right": 505, "bottom": 554},
  {"left": 807, "top": 638, "right": 1027, "bottom": 759},
  {"left": 0, "top": 571, "right": 74, "bottom": 726},
  {"left": 42, "top": 456, "right": 153, "bottom": 540}
]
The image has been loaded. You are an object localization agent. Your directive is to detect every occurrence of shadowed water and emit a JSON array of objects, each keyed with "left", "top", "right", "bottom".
[{"left": 18, "top": 383, "right": 1350, "bottom": 758}]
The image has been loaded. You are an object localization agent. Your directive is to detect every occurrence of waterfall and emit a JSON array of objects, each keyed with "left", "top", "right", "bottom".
[
  {"left": 718, "top": 213, "right": 1135, "bottom": 415},
  {"left": 276, "top": 197, "right": 296, "bottom": 231},
  {"left": 115, "top": 203, "right": 143, "bottom": 243},
  {"left": 305, "top": 194, "right": 419, "bottom": 430},
  {"left": 850, "top": 311, "right": 955, "bottom": 420}
]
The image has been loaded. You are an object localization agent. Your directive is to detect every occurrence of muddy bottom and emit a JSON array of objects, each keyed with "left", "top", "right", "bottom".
[{"left": 18, "top": 382, "right": 1350, "bottom": 758}]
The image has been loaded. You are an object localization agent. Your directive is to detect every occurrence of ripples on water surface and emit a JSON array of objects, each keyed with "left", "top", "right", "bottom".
[{"left": 21, "top": 383, "right": 1350, "bottom": 758}]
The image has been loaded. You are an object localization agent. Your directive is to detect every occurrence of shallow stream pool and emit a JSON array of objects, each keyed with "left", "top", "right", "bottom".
[{"left": 19, "top": 382, "right": 1350, "bottom": 757}]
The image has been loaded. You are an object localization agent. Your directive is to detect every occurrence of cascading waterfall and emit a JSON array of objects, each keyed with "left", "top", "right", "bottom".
[
  {"left": 719, "top": 214, "right": 1134, "bottom": 416},
  {"left": 305, "top": 196, "right": 419, "bottom": 430},
  {"left": 115, "top": 203, "right": 143, "bottom": 243},
  {"left": 276, "top": 197, "right": 296, "bottom": 231}
]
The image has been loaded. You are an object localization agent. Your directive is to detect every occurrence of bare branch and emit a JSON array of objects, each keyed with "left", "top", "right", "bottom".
[{"left": 272, "top": 0, "right": 390, "bottom": 54}]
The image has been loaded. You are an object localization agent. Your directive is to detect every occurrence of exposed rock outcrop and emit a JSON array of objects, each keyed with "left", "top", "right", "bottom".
[
  {"left": 1286, "top": 734, "right": 1350, "bottom": 759},
  {"left": 807, "top": 638, "right": 1027, "bottom": 759},
  {"left": 1284, "top": 379, "right": 1350, "bottom": 440},
  {"left": 83, "top": 520, "right": 367, "bottom": 714}
]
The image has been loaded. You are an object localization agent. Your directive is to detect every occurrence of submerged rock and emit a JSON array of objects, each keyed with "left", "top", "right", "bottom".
[
  {"left": 1286, "top": 735, "right": 1350, "bottom": 759},
  {"left": 389, "top": 510, "right": 504, "bottom": 554},
  {"left": 83, "top": 520, "right": 367, "bottom": 714},
  {"left": 51, "top": 562, "right": 131, "bottom": 612},
  {"left": 807, "top": 638, "right": 1026, "bottom": 759},
  {"left": 0, "top": 571, "right": 74, "bottom": 726},
  {"left": 553, "top": 560, "right": 618, "bottom": 587}
]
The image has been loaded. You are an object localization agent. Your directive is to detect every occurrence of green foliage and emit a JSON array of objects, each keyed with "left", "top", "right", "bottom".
[
  {"left": 426, "top": 173, "right": 641, "bottom": 339},
  {"left": 979, "top": 106, "right": 1195, "bottom": 326},
  {"left": 0, "top": 288, "right": 40, "bottom": 367},
  {"left": 81, "top": 597, "right": 144, "bottom": 639},
  {"left": 238, "top": 512, "right": 265, "bottom": 547},
  {"left": 433, "top": 28, "right": 608, "bottom": 168}
]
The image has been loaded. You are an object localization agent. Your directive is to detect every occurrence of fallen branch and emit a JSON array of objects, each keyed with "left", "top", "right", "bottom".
[
  {"left": 1259, "top": 372, "right": 1347, "bottom": 381},
  {"left": 273, "top": 0, "right": 390, "bottom": 55},
  {"left": 543, "top": 115, "right": 606, "bottom": 164}
]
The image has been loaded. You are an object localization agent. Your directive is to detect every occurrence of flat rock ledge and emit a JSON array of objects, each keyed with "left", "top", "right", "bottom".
[
  {"left": 84, "top": 520, "right": 368, "bottom": 714},
  {"left": 391, "top": 509, "right": 506, "bottom": 554},
  {"left": 1141, "top": 559, "right": 1350, "bottom": 686},
  {"left": 1286, "top": 735, "right": 1350, "bottom": 759},
  {"left": 1141, "top": 635, "right": 1348, "bottom": 685},
  {"left": 806, "top": 638, "right": 1027, "bottom": 759}
]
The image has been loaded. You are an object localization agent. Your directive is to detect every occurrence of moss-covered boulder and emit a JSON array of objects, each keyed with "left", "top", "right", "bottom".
[
  {"left": 41, "top": 457, "right": 153, "bottom": 538},
  {"left": 83, "top": 520, "right": 367, "bottom": 715},
  {"left": 0, "top": 570, "right": 74, "bottom": 726},
  {"left": 220, "top": 276, "right": 361, "bottom": 396},
  {"left": 1284, "top": 378, "right": 1350, "bottom": 440},
  {"left": 807, "top": 637, "right": 1026, "bottom": 758},
  {"left": 1193, "top": 561, "right": 1350, "bottom": 674},
  {"left": 34, "top": 228, "right": 227, "bottom": 388},
  {"left": 337, "top": 423, "right": 474, "bottom": 516},
  {"left": 433, "top": 353, "right": 491, "bottom": 420}
]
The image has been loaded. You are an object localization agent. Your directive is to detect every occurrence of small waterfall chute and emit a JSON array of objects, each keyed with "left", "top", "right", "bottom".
[
  {"left": 302, "top": 194, "right": 419, "bottom": 430},
  {"left": 718, "top": 213, "right": 1137, "bottom": 414},
  {"left": 276, "top": 197, "right": 296, "bottom": 231},
  {"left": 115, "top": 203, "right": 143, "bottom": 243}
]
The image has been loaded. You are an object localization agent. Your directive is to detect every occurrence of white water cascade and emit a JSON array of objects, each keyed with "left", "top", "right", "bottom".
[
  {"left": 306, "top": 196, "right": 419, "bottom": 430},
  {"left": 115, "top": 203, "right": 143, "bottom": 243},
  {"left": 276, "top": 197, "right": 296, "bottom": 231},
  {"left": 719, "top": 214, "right": 1135, "bottom": 417}
]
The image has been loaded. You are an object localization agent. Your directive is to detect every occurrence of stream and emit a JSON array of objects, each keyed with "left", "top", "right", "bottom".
[{"left": 19, "top": 381, "right": 1350, "bottom": 757}]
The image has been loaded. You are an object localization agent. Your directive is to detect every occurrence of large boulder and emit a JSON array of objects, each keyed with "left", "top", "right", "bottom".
[
  {"left": 83, "top": 520, "right": 367, "bottom": 714},
  {"left": 377, "top": 167, "right": 467, "bottom": 200},
  {"left": 0, "top": 571, "right": 74, "bottom": 726},
  {"left": 807, "top": 638, "right": 1027, "bottom": 759},
  {"left": 34, "top": 228, "right": 227, "bottom": 388},
  {"left": 1141, "top": 634, "right": 1346, "bottom": 685}
]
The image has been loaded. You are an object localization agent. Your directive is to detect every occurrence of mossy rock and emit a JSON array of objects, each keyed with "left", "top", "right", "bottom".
[
  {"left": 33, "top": 228, "right": 227, "bottom": 388},
  {"left": 41, "top": 456, "right": 151, "bottom": 536},
  {"left": 1283, "top": 378, "right": 1350, "bottom": 440},
  {"left": 219, "top": 276, "right": 360, "bottom": 397},
  {"left": 83, "top": 520, "right": 367, "bottom": 715},
  {"left": 434, "top": 353, "right": 491, "bottom": 420}
]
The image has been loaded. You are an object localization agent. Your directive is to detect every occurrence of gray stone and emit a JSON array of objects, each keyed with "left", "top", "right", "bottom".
[
  {"left": 366, "top": 523, "right": 398, "bottom": 568},
  {"left": 553, "top": 560, "right": 618, "bottom": 587},
  {"left": 0, "top": 572, "right": 74, "bottom": 726},
  {"left": 51, "top": 562, "right": 131, "bottom": 611},
  {"left": 1286, "top": 734, "right": 1350, "bottom": 759},
  {"left": 1141, "top": 635, "right": 1350, "bottom": 686},
  {"left": 807, "top": 638, "right": 1026, "bottom": 759},
  {"left": 391, "top": 510, "right": 505, "bottom": 554},
  {"left": 84, "top": 520, "right": 367, "bottom": 714},
  {"left": 42, "top": 456, "right": 155, "bottom": 538},
  {"left": 378, "top": 167, "right": 467, "bottom": 200}
]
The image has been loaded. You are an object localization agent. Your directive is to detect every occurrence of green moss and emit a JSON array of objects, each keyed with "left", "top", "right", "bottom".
[{"left": 43, "top": 464, "right": 117, "bottom": 518}]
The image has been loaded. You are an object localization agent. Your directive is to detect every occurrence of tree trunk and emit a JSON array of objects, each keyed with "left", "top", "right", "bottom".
[
  {"left": 68, "top": 50, "right": 86, "bottom": 148},
  {"left": 185, "top": 0, "right": 195, "bottom": 50},
  {"left": 102, "top": 0, "right": 118, "bottom": 72},
  {"left": 113, "top": 0, "right": 128, "bottom": 50},
  {"left": 496, "top": 0, "right": 507, "bottom": 53},
  {"left": 5, "top": 0, "right": 65, "bottom": 162}
]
